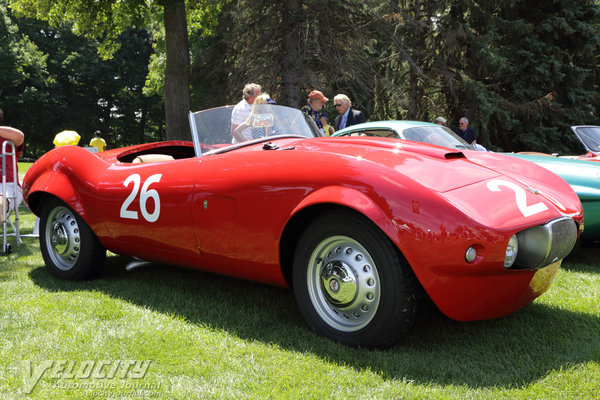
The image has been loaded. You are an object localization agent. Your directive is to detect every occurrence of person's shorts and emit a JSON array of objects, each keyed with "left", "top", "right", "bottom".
[{"left": 2, "top": 183, "right": 22, "bottom": 212}]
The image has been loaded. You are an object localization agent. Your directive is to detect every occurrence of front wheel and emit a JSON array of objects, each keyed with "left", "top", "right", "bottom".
[
  {"left": 39, "top": 197, "right": 106, "bottom": 280},
  {"left": 292, "top": 211, "right": 418, "bottom": 349}
]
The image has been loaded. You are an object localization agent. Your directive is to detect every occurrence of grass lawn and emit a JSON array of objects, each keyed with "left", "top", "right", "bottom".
[{"left": 1, "top": 164, "right": 599, "bottom": 399}]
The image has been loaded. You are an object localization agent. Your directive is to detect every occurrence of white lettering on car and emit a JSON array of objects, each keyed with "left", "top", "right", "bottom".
[
  {"left": 120, "top": 174, "right": 141, "bottom": 220},
  {"left": 486, "top": 179, "right": 549, "bottom": 217},
  {"left": 120, "top": 173, "right": 162, "bottom": 222}
]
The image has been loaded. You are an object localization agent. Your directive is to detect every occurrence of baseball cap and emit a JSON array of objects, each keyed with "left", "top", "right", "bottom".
[{"left": 308, "top": 90, "right": 329, "bottom": 102}]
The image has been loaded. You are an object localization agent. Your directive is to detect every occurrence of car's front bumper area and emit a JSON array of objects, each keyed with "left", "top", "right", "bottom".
[
  {"left": 403, "top": 217, "right": 579, "bottom": 322},
  {"left": 509, "top": 216, "right": 578, "bottom": 270}
]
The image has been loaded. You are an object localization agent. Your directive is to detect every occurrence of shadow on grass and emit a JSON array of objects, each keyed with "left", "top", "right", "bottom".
[
  {"left": 29, "top": 253, "right": 600, "bottom": 389},
  {"left": 2, "top": 238, "right": 40, "bottom": 258},
  {"left": 562, "top": 240, "right": 600, "bottom": 273}
]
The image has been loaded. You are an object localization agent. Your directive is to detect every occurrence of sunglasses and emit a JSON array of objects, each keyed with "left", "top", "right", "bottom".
[{"left": 334, "top": 103, "right": 343, "bottom": 107}]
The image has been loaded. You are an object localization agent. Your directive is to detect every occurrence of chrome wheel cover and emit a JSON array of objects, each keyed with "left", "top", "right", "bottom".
[
  {"left": 44, "top": 206, "right": 81, "bottom": 271},
  {"left": 306, "top": 235, "right": 381, "bottom": 332}
]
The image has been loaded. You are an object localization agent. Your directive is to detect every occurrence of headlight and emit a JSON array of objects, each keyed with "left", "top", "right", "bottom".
[
  {"left": 504, "top": 234, "right": 519, "bottom": 268},
  {"left": 513, "top": 217, "right": 577, "bottom": 270}
]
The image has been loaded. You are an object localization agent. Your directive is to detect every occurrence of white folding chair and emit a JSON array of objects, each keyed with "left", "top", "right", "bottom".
[{"left": 2, "top": 140, "right": 37, "bottom": 255}]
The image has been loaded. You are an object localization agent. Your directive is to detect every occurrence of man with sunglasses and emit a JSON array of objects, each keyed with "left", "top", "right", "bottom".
[
  {"left": 455, "top": 117, "right": 477, "bottom": 145},
  {"left": 333, "top": 94, "right": 366, "bottom": 131}
]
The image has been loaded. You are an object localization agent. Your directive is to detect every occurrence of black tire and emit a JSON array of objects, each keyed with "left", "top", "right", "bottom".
[
  {"left": 3, "top": 243, "right": 12, "bottom": 255},
  {"left": 39, "top": 197, "right": 106, "bottom": 280},
  {"left": 292, "top": 211, "right": 418, "bottom": 349}
]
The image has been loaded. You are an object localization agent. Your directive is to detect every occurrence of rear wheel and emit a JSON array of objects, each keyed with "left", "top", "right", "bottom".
[
  {"left": 39, "top": 197, "right": 105, "bottom": 280},
  {"left": 292, "top": 211, "right": 418, "bottom": 349}
]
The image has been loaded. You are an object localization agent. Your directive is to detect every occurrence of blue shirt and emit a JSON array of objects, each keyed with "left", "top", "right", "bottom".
[{"left": 301, "top": 104, "right": 324, "bottom": 129}]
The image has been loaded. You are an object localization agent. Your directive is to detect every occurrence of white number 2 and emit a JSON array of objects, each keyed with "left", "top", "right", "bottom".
[
  {"left": 487, "top": 179, "right": 548, "bottom": 218},
  {"left": 120, "top": 174, "right": 162, "bottom": 222}
]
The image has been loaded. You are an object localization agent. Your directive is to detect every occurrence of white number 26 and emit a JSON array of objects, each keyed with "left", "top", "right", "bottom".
[
  {"left": 120, "top": 174, "right": 162, "bottom": 222},
  {"left": 486, "top": 179, "right": 548, "bottom": 218}
]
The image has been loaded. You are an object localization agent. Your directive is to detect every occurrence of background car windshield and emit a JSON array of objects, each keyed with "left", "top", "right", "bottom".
[
  {"left": 574, "top": 126, "right": 600, "bottom": 152},
  {"left": 189, "top": 105, "right": 320, "bottom": 156},
  {"left": 401, "top": 126, "right": 472, "bottom": 149}
]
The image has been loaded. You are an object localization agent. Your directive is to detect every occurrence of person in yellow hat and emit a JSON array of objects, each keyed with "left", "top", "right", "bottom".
[{"left": 89, "top": 131, "right": 107, "bottom": 152}]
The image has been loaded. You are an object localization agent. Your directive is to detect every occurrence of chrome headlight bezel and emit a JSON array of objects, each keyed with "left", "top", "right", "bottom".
[
  {"left": 504, "top": 234, "right": 519, "bottom": 268},
  {"left": 508, "top": 217, "right": 577, "bottom": 270}
]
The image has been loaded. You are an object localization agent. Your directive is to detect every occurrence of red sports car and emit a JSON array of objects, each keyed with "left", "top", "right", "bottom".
[{"left": 23, "top": 105, "right": 583, "bottom": 348}]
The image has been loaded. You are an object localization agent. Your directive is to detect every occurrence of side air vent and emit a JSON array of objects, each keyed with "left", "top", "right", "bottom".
[{"left": 445, "top": 152, "right": 465, "bottom": 159}]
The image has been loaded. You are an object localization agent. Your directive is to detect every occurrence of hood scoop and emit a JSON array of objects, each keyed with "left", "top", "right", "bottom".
[
  {"left": 396, "top": 141, "right": 466, "bottom": 160},
  {"left": 445, "top": 152, "right": 465, "bottom": 159}
]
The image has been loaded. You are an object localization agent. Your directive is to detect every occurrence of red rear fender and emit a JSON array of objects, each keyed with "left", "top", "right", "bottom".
[{"left": 25, "top": 171, "right": 84, "bottom": 218}]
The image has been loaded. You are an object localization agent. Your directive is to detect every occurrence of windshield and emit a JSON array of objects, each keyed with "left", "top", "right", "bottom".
[
  {"left": 335, "top": 124, "right": 472, "bottom": 150},
  {"left": 401, "top": 126, "right": 472, "bottom": 149},
  {"left": 189, "top": 105, "right": 321, "bottom": 156},
  {"left": 572, "top": 126, "right": 600, "bottom": 154}
]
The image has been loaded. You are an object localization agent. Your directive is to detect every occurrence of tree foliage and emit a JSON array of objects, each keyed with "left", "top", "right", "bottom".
[
  {"left": 0, "top": 2, "right": 52, "bottom": 156},
  {"left": 2, "top": 1, "right": 163, "bottom": 155},
  {"left": 10, "top": 0, "right": 224, "bottom": 141},
  {"left": 436, "top": 0, "right": 600, "bottom": 152},
  {"left": 189, "top": 0, "right": 402, "bottom": 125}
]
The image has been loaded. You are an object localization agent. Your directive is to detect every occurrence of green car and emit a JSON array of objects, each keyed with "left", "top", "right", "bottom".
[
  {"left": 509, "top": 153, "right": 600, "bottom": 240},
  {"left": 334, "top": 121, "right": 600, "bottom": 241}
]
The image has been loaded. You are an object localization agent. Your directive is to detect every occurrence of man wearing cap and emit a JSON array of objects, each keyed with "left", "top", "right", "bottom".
[
  {"left": 433, "top": 116, "right": 447, "bottom": 127},
  {"left": 89, "top": 131, "right": 107, "bottom": 152},
  {"left": 301, "top": 90, "right": 328, "bottom": 135}
]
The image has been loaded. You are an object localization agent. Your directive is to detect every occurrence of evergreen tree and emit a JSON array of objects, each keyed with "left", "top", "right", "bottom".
[
  {"left": 369, "top": 0, "right": 451, "bottom": 122},
  {"left": 195, "top": 0, "right": 380, "bottom": 117},
  {"left": 438, "top": 0, "right": 600, "bottom": 152}
]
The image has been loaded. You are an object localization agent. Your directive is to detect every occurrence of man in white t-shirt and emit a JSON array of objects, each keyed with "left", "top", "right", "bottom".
[{"left": 231, "top": 83, "right": 262, "bottom": 143}]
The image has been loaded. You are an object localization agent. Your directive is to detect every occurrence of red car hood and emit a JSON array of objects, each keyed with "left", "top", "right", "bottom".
[{"left": 295, "top": 137, "right": 583, "bottom": 229}]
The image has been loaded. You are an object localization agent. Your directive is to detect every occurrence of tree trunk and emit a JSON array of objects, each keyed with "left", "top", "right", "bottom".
[
  {"left": 163, "top": 0, "right": 191, "bottom": 140},
  {"left": 407, "top": 0, "right": 421, "bottom": 120},
  {"left": 279, "top": 0, "right": 302, "bottom": 107}
]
